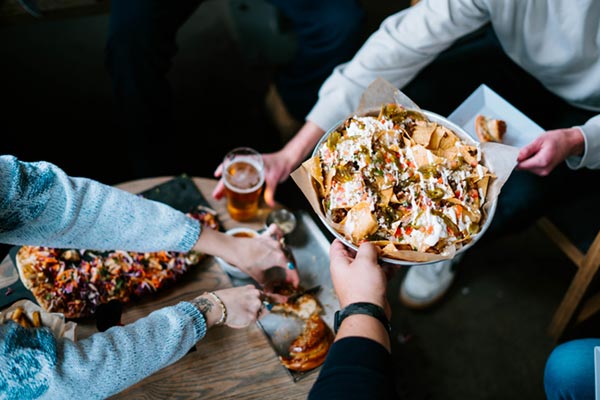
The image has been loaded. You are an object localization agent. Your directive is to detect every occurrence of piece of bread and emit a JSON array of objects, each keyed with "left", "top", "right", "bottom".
[
  {"left": 279, "top": 314, "right": 334, "bottom": 372},
  {"left": 475, "top": 114, "right": 506, "bottom": 143}
]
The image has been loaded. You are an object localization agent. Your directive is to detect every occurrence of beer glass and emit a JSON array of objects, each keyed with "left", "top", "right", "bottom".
[{"left": 222, "top": 147, "right": 265, "bottom": 221}]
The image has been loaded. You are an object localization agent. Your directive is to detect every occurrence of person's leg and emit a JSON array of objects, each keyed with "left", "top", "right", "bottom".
[
  {"left": 266, "top": 0, "right": 366, "bottom": 121},
  {"left": 544, "top": 338, "right": 600, "bottom": 400},
  {"left": 105, "top": 0, "right": 203, "bottom": 178}
]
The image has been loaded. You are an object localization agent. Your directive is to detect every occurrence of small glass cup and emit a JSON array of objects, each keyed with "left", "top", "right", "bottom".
[
  {"left": 266, "top": 208, "right": 297, "bottom": 235},
  {"left": 222, "top": 147, "right": 265, "bottom": 221}
]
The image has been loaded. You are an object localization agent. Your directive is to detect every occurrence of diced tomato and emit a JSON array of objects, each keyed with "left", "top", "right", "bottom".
[
  {"left": 394, "top": 226, "right": 402, "bottom": 238},
  {"left": 455, "top": 205, "right": 463, "bottom": 218}
]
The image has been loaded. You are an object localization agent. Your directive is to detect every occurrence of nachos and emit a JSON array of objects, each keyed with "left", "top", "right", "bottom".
[{"left": 308, "top": 104, "right": 495, "bottom": 261}]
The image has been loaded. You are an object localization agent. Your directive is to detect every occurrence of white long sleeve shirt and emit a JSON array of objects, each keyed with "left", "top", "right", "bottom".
[{"left": 307, "top": 0, "right": 600, "bottom": 169}]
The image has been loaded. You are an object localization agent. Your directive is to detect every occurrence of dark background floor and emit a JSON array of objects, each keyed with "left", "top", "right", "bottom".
[{"left": 2, "top": 1, "right": 599, "bottom": 399}]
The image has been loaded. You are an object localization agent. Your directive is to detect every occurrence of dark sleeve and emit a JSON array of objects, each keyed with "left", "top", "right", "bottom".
[{"left": 308, "top": 336, "right": 397, "bottom": 400}]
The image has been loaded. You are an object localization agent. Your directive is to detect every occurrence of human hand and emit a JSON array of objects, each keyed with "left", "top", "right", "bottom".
[
  {"left": 209, "top": 285, "right": 265, "bottom": 328},
  {"left": 329, "top": 239, "right": 390, "bottom": 318},
  {"left": 260, "top": 151, "right": 296, "bottom": 207},
  {"left": 211, "top": 149, "right": 295, "bottom": 208},
  {"left": 224, "top": 224, "right": 300, "bottom": 291},
  {"left": 517, "top": 128, "right": 585, "bottom": 176},
  {"left": 211, "top": 161, "right": 227, "bottom": 201}
]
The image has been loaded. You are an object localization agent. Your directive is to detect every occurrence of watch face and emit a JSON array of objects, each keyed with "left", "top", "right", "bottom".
[{"left": 333, "top": 310, "right": 342, "bottom": 333}]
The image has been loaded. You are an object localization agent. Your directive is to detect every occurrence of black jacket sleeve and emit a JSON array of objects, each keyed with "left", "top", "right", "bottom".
[{"left": 308, "top": 336, "right": 397, "bottom": 400}]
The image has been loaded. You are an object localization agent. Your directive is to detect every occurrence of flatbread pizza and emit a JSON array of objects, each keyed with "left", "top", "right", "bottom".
[{"left": 15, "top": 206, "right": 221, "bottom": 319}]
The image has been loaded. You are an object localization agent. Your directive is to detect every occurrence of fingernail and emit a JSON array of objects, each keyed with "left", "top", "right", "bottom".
[
  {"left": 262, "top": 300, "right": 273, "bottom": 311},
  {"left": 287, "top": 261, "right": 295, "bottom": 270}
]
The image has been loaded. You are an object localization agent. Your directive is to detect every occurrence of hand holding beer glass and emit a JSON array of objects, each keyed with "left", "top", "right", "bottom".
[{"left": 222, "top": 147, "right": 265, "bottom": 221}]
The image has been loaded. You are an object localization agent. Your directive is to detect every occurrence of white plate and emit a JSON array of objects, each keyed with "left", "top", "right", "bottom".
[{"left": 447, "top": 84, "right": 544, "bottom": 148}]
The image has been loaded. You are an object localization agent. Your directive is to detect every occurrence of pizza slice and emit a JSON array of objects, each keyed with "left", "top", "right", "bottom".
[
  {"left": 270, "top": 287, "right": 334, "bottom": 372},
  {"left": 279, "top": 313, "right": 334, "bottom": 372},
  {"left": 475, "top": 114, "right": 506, "bottom": 143}
]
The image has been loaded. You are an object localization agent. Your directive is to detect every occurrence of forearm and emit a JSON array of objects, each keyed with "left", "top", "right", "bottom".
[
  {"left": 307, "top": 0, "right": 488, "bottom": 131},
  {"left": 47, "top": 303, "right": 205, "bottom": 399},
  {"left": 0, "top": 302, "right": 205, "bottom": 400},
  {"left": 280, "top": 121, "right": 326, "bottom": 168},
  {"left": 0, "top": 155, "right": 200, "bottom": 252},
  {"left": 335, "top": 314, "right": 391, "bottom": 352}
]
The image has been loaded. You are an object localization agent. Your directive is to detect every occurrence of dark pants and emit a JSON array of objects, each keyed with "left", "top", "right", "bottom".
[
  {"left": 402, "top": 27, "right": 600, "bottom": 249},
  {"left": 266, "top": 0, "right": 366, "bottom": 121},
  {"left": 105, "top": 0, "right": 365, "bottom": 178}
]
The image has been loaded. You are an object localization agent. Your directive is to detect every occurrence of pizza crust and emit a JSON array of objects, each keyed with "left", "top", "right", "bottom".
[
  {"left": 271, "top": 291, "right": 334, "bottom": 372},
  {"left": 475, "top": 114, "right": 506, "bottom": 143}
]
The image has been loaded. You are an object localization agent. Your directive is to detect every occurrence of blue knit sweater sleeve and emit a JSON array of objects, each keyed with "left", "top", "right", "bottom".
[
  {"left": 0, "top": 302, "right": 207, "bottom": 400},
  {"left": 0, "top": 155, "right": 200, "bottom": 252}
]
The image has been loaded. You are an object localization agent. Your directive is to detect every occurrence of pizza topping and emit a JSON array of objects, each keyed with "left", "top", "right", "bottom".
[{"left": 16, "top": 207, "right": 221, "bottom": 319}]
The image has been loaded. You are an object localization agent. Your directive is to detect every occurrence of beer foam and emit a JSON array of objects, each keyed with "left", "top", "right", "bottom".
[{"left": 223, "top": 157, "right": 265, "bottom": 193}]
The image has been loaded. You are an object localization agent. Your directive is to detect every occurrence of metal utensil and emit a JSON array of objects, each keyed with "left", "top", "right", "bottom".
[{"left": 287, "top": 285, "right": 322, "bottom": 303}]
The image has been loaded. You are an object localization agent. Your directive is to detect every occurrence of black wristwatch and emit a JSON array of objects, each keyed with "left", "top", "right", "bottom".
[{"left": 334, "top": 302, "right": 392, "bottom": 335}]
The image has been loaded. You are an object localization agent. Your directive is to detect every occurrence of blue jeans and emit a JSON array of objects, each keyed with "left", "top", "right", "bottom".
[
  {"left": 105, "top": 0, "right": 365, "bottom": 177},
  {"left": 544, "top": 338, "right": 600, "bottom": 400}
]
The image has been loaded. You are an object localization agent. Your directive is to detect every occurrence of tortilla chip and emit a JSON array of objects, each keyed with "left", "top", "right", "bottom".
[
  {"left": 459, "top": 146, "right": 479, "bottom": 166},
  {"left": 410, "top": 145, "right": 432, "bottom": 168},
  {"left": 476, "top": 175, "right": 491, "bottom": 199},
  {"left": 429, "top": 126, "right": 445, "bottom": 150},
  {"left": 438, "top": 127, "right": 458, "bottom": 150},
  {"left": 411, "top": 121, "right": 437, "bottom": 146},
  {"left": 305, "top": 156, "right": 325, "bottom": 196},
  {"left": 342, "top": 202, "right": 378, "bottom": 242}
]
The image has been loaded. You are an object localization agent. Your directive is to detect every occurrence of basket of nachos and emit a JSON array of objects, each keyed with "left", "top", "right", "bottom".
[
  {"left": 293, "top": 101, "right": 520, "bottom": 265},
  {"left": 291, "top": 78, "right": 519, "bottom": 265}
]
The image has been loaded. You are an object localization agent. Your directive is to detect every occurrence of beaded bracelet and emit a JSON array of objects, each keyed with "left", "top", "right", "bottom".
[{"left": 207, "top": 291, "right": 228, "bottom": 326}]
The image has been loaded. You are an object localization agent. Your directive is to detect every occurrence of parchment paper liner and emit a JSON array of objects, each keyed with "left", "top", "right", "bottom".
[
  {"left": 292, "top": 78, "right": 520, "bottom": 263},
  {"left": 1, "top": 299, "right": 77, "bottom": 341}
]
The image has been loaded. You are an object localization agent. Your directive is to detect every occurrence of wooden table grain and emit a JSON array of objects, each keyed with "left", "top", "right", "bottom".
[{"left": 82, "top": 176, "right": 319, "bottom": 400}]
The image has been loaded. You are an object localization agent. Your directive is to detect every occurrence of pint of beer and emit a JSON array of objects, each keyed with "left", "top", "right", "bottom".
[{"left": 222, "top": 147, "right": 265, "bottom": 221}]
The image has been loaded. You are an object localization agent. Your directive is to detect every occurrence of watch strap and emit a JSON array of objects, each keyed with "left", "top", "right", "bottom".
[{"left": 334, "top": 302, "right": 391, "bottom": 335}]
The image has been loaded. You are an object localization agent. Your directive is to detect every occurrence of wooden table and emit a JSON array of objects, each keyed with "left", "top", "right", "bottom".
[{"left": 82, "top": 176, "right": 316, "bottom": 399}]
